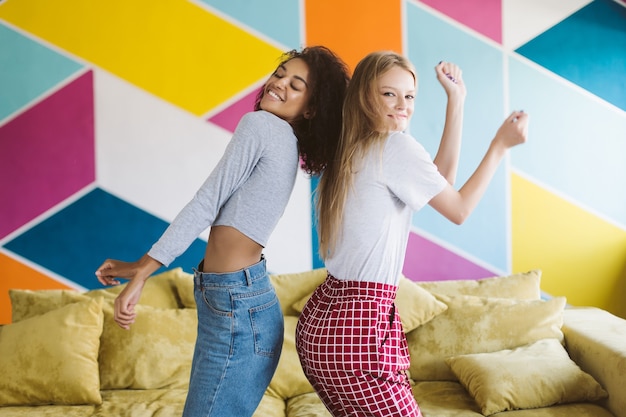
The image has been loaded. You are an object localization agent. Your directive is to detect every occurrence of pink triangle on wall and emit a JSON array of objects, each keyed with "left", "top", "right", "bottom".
[
  {"left": 420, "top": 0, "right": 502, "bottom": 44},
  {"left": 207, "top": 89, "right": 261, "bottom": 133},
  {"left": 0, "top": 71, "right": 95, "bottom": 239},
  {"left": 403, "top": 231, "right": 497, "bottom": 282}
]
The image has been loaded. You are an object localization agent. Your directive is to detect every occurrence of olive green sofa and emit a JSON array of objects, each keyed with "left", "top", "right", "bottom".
[{"left": 0, "top": 267, "right": 624, "bottom": 417}]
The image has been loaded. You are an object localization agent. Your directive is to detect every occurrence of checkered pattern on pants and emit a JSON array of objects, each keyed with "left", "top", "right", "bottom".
[{"left": 296, "top": 275, "right": 422, "bottom": 417}]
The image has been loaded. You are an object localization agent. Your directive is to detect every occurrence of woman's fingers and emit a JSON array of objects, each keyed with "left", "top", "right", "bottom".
[
  {"left": 437, "top": 61, "right": 462, "bottom": 84},
  {"left": 114, "top": 298, "right": 136, "bottom": 329}
]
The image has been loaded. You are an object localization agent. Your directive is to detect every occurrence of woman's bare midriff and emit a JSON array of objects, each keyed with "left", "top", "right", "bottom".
[{"left": 202, "top": 225, "right": 264, "bottom": 273}]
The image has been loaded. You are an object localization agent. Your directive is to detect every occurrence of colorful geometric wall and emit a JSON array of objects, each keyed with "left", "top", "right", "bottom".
[{"left": 1, "top": 0, "right": 625, "bottom": 323}]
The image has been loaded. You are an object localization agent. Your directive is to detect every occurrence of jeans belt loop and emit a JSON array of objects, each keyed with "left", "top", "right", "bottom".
[{"left": 244, "top": 268, "right": 253, "bottom": 286}]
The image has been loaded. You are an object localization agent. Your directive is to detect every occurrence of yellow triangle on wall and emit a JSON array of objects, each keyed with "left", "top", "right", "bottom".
[
  {"left": 0, "top": 0, "right": 283, "bottom": 116},
  {"left": 511, "top": 173, "right": 626, "bottom": 319}
]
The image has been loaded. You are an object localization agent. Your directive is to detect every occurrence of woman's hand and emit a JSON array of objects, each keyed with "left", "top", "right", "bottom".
[
  {"left": 493, "top": 110, "right": 529, "bottom": 151},
  {"left": 96, "top": 259, "right": 141, "bottom": 286},
  {"left": 435, "top": 61, "right": 467, "bottom": 99},
  {"left": 95, "top": 255, "right": 161, "bottom": 329}
]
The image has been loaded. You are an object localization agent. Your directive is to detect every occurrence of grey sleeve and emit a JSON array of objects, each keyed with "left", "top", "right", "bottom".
[{"left": 147, "top": 112, "right": 268, "bottom": 266}]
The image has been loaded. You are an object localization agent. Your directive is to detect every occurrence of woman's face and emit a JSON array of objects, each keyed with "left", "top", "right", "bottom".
[
  {"left": 259, "top": 57, "right": 312, "bottom": 124},
  {"left": 376, "top": 65, "right": 415, "bottom": 132}
]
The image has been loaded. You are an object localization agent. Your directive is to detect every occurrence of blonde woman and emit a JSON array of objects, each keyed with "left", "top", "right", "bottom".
[{"left": 296, "top": 51, "right": 528, "bottom": 417}]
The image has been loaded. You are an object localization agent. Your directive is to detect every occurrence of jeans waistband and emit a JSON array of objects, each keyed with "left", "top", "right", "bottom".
[{"left": 193, "top": 256, "right": 267, "bottom": 288}]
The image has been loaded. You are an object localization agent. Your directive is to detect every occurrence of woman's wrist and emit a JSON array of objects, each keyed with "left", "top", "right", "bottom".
[{"left": 135, "top": 254, "right": 163, "bottom": 281}]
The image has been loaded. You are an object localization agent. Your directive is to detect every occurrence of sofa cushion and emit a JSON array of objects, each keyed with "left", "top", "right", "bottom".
[
  {"left": 267, "top": 316, "right": 315, "bottom": 400},
  {"left": 412, "top": 381, "right": 614, "bottom": 417},
  {"left": 407, "top": 294, "right": 566, "bottom": 381},
  {"left": 98, "top": 389, "right": 188, "bottom": 416},
  {"left": 86, "top": 267, "right": 192, "bottom": 309},
  {"left": 271, "top": 268, "right": 328, "bottom": 316},
  {"left": 174, "top": 269, "right": 196, "bottom": 308},
  {"left": 412, "top": 381, "right": 483, "bottom": 416},
  {"left": 9, "top": 288, "right": 91, "bottom": 322},
  {"left": 563, "top": 307, "right": 626, "bottom": 417},
  {"left": 445, "top": 338, "right": 608, "bottom": 415},
  {"left": 285, "top": 392, "right": 332, "bottom": 416},
  {"left": 394, "top": 277, "right": 449, "bottom": 332},
  {"left": 415, "top": 270, "right": 541, "bottom": 300},
  {"left": 0, "top": 405, "right": 96, "bottom": 417},
  {"left": 291, "top": 276, "right": 448, "bottom": 333},
  {"left": 99, "top": 302, "right": 197, "bottom": 389},
  {"left": 253, "top": 394, "right": 287, "bottom": 417},
  {"left": 0, "top": 298, "right": 104, "bottom": 406}
]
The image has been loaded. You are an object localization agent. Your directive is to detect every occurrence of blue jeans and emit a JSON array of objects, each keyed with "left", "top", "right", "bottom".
[{"left": 182, "top": 257, "right": 284, "bottom": 417}]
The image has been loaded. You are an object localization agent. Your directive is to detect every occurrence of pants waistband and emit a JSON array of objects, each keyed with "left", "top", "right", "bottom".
[
  {"left": 193, "top": 256, "right": 267, "bottom": 287},
  {"left": 322, "top": 274, "right": 397, "bottom": 301}
]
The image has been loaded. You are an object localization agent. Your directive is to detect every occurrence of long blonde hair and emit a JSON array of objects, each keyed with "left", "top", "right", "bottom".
[{"left": 317, "top": 51, "right": 417, "bottom": 259}]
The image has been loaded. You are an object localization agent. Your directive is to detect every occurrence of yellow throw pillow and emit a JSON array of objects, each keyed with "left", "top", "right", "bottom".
[
  {"left": 270, "top": 268, "right": 328, "bottom": 316},
  {"left": 99, "top": 302, "right": 197, "bottom": 389},
  {"left": 394, "top": 277, "right": 449, "bottom": 332},
  {"left": 416, "top": 270, "right": 541, "bottom": 300},
  {"left": 290, "top": 275, "right": 448, "bottom": 333},
  {"left": 0, "top": 298, "right": 104, "bottom": 406},
  {"left": 266, "top": 316, "right": 315, "bottom": 400},
  {"left": 407, "top": 294, "right": 566, "bottom": 381},
  {"left": 445, "top": 338, "right": 608, "bottom": 415},
  {"left": 86, "top": 267, "right": 192, "bottom": 309},
  {"left": 286, "top": 392, "right": 332, "bottom": 416},
  {"left": 9, "top": 288, "right": 91, "bottom": 322},
  {"left": 174, "top": 270, "right": 196, "bottom": 309}
]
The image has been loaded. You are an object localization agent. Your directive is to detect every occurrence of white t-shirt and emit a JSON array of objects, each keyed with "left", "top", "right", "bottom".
[{"left": 325, "top": 131, "right": 448, "bottom": 286}]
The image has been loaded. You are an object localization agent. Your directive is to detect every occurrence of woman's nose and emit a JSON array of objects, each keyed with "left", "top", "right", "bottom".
[{"left": 274, "top": 77, "right": 288, "bottom": 89}]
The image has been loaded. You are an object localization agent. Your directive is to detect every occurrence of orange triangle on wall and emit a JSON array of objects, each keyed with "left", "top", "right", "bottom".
[
  {"left": 0, "top": 253, "right": 73, "bottom": 324},
  {"left": 305, "top": 0, "right": 403, "bottom": 72}
]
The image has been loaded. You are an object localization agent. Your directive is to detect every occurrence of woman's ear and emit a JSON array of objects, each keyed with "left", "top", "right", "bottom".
[{"left": 304, "top": 108, "right": 315, "bottom": 119}]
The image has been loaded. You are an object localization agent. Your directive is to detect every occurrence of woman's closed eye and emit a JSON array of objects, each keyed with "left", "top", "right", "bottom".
[
  {"left": 290, "top": 82, "right": 304, "bottom": 91},
  {"left": 272, "top": 72, "right": 304, "bottom": 91}
]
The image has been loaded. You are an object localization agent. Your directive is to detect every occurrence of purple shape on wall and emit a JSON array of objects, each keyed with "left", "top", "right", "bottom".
[
  {"left": 207, "top": 88, "right": 260, "bottom": 133},
  {"left": 403, "top": 231, "right": 496, "bottom": 282},
  {"left": 0, "top": 71, "right": 95, "bottom": 239},
  {"left": 419, "top": 0, "right": 502, "bottom": 43}
]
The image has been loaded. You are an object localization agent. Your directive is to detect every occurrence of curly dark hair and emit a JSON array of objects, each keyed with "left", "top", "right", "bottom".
[{"left": 254, "top": 46, "right": 350, "bottom": 176}]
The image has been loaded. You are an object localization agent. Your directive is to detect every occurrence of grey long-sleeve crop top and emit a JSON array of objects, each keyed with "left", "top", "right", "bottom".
[{"left": 147, "top": 110, "right": 299, "bottom": 267}]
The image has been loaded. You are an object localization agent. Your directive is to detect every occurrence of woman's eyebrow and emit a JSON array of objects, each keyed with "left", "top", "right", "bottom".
[{"left": 380, "top": 85, "right": 415, "bottom": 93}]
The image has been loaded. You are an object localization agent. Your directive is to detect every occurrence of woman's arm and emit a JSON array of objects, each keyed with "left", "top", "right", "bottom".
[
  {"left": 429, "top": 111, "right": 529, "bottom": 225},
  {"left": 432, "top": 61, "right": 467, "bottom": 184}
]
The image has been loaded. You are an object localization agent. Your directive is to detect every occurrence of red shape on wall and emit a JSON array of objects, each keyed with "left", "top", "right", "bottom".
[
  {"left": 0, "top": 70, "right": 95, "bottom": 239},
  {"left": 420, "top": 0, "right": 502, "bottom": 44},
  {"left": 207, "top": 89, "right": 260, "bottom": 133},
  {"left": 403, "top": 231, "right": 496, "bottom": 281}
]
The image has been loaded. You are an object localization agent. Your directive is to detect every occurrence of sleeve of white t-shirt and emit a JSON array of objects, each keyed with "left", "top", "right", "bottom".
[{"left": 383, "top": 131, "right": 448, "bottom": 211}]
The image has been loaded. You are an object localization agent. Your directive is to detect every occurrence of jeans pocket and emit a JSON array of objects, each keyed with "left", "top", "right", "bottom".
[
  {"left": 250, "top": 294, "right": 284, "bottom": 357},
  {"left": 198, "top": 287, "right": 233, "bottom": 317}
]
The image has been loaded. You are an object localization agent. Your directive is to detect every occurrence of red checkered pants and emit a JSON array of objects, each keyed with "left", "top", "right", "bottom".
[{"left": 296, "top": 274, "right": 422, "bottom": 417}]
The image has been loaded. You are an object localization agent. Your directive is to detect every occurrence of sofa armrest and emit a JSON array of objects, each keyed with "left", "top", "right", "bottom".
[{"left": 563, "top": 307, "right": 626, "bottom": 417}]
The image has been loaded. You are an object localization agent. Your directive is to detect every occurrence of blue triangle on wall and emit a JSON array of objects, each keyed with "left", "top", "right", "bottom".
[{"left": 3, "top": 187, "right": 206, "bottom": 290}]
